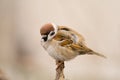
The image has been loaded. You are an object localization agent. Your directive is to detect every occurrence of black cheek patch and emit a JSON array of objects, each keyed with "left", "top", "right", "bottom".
[{"left": 50, "top": 31, "right": 55, "bottom": 36}]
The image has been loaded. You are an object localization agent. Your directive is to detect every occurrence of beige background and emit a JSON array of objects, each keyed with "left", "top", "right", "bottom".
[{"left": 0, "top": 0, "right": 120, "bottom": 80}]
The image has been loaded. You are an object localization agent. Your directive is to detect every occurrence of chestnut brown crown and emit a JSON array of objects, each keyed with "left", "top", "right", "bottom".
[
  {"left": 40, "top": 23, "right": 54, "bottom": 35},
  {"left": 40, "top": 23, "right": 58, "bottom": 42}
]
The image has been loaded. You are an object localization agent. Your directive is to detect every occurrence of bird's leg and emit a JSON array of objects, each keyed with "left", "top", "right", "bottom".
[{"left": 55, "top": 60, "right": 65, "bottom": 80}]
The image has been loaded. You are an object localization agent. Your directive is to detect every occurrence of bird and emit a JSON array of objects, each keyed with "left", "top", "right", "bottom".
[{"left": 40, "top": 23, "right": 106, "bottom": 61}]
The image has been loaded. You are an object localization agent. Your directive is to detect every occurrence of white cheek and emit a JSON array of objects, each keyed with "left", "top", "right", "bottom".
[
  {"left": 41, "top": 38, "right": 44, "bottom": 42},
  {"left": 47, "top": 34, "right": 56, "bottom": 40},
  {"left": 41, "top": 39, "right": 44, "bottom": 46},
  {"left": 47, "top": 35, "right": 52, "bottom": 40}
]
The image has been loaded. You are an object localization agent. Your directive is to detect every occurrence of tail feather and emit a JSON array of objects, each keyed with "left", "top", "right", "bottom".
[
  {"left": 78, "top": 45, "right": 106, "bottom": 58},
  {"left": 88, "top": 51, "right": 106, "bottom": 58}
]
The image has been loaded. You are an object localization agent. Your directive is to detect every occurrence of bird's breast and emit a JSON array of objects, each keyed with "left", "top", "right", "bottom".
[{"left": 42, "top": 40, "right": 78, "bottom": 61}]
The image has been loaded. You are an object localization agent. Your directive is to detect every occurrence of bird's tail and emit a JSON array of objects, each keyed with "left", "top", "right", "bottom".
[
  {"left": 87, "top": 50, "right": 106, "bottom": 58},
  {"left": 78, "top": 45, "right": 106, "bottom": 58}
]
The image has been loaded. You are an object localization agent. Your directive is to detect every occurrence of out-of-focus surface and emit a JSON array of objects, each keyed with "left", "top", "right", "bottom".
[{"left": 0, "top": 0, "right": 120, "bottom": 80}]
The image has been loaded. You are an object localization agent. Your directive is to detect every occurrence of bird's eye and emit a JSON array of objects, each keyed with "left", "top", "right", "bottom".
[
  {"left": 41, "top": 35, "right": 48, "bottom": 42},
  {"left": 50, "top": 31, "right": 55, "bottom": 36}
]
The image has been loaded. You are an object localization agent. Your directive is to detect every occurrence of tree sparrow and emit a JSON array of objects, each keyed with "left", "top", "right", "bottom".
[{"left": 40, "top": 23, "right": 106, "bottom": 61}]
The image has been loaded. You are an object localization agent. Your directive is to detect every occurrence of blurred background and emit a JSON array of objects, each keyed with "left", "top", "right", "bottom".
[{"left": 0, "top": 0, "right": 120, "bottom": 80}]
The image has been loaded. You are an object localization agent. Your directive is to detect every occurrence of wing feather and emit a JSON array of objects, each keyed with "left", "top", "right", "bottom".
[
  {"left": 53, "top": 26, "right": 87, "bottom": 54},
  {"left": 54, "top": 26, "right": 85, "bottom": 44},
  {"left": 53, "top": 26, "right": 106, "bottom": 58}
]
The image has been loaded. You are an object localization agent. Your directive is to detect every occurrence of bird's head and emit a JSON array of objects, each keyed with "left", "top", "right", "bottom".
[{"left": 40, "top": 23, "right": 58, "bottom": 42}]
